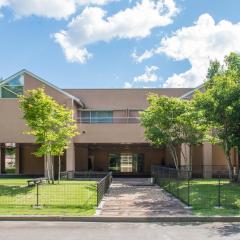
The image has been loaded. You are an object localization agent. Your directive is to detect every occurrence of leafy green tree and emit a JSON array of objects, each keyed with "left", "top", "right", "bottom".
[
  {"left": 140, "top": 94, "right": 206, "bottom": 170},
  {"left": 178, "top": 100, "right": 207, "bottom": 170},
  {"left": 19, "top": 88, "right": 78, "bottom": 182},
  {"left": 51, "top": 106, "right": 78, "bottom": 183},
  {"left": 194, "top": 52, "right": 240, "bottom": 180}
]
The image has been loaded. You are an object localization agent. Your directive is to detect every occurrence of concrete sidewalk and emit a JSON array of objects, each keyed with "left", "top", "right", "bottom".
[{"left": 98, "top": 178, "right": 192, "bottom": 217}]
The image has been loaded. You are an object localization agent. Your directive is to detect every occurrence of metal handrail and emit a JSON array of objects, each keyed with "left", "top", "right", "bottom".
[{"left": 77, "top": 116, "right": 140, "bottom": 124}]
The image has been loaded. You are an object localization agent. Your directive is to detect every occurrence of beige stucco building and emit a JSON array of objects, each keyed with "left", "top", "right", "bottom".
[{"left": 0, "top": 70, "right": 237, "bottom": 177}]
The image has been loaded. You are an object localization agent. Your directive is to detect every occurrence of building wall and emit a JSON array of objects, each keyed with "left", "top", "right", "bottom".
[
  {"left": 75, "top": 144, "right": 88, "bottom": 171},
  {"left": 75, "top": 123, "right": 146, "bottom": 143},
  {"left": 212, "top": 144, "right": 237, "bottom": 170},
  {"left": 0, "top": 73, "right": 77, "bottom": 143},
  {"left": 0, "top": 99, "right": 32, "bottom": 143},
  {"left": 192, "top": 145, "right": 203, "bottom": 176},
  {"left": 20, "top": 144, "right": 44, "bottom": 175}
]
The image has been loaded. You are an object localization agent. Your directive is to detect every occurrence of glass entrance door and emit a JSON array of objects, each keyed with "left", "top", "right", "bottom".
[
  {"left": 109, "top": 153, "right": 144, "bottom": 173},
  {"left": 120, "top": 154, "right": 133, "bottom": 173}
]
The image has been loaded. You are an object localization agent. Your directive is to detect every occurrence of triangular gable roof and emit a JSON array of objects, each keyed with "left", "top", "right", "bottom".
[
  {"left": 180, "top": 83, "right": 205, "bottom": 99},
  {"left": 0, "top": 69, "right": 85, "bottom": 108}
]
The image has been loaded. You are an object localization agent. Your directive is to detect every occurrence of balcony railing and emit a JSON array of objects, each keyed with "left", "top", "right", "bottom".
[{"left": 77, "top": 117, "right": 140, "bottom": 124}]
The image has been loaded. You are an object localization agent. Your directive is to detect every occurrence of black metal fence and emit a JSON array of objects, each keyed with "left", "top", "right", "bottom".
[
  {"left": 97, "top": 172, "right": 112, "bottom": 205},
  {"left": 0, "top": 172, "right": 112, "bottom": 209},
  {"left": 152, "top": 166, "right": 240, "bottom": 210}
]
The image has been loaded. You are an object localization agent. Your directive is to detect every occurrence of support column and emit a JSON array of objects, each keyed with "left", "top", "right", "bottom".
[
  {"left": 202, "top": 142, "right": 213, "bottom": 178},
  {"left": 15, "top": 144, "right": 20, "bottom": 175},
  {"left": 66, "top": 141, "right": 75, "bottom": 172},
  {"left": 0, "top": 144, "right": 5, "bottom": 174}
]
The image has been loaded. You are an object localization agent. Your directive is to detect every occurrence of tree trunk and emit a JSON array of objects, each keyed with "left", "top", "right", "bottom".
[
  {"left": 50, "top": 155, "right": 54, "bottom": 184},
  {"left": 167, "top": 144, "right": 179, "bottom": 170},
  {"left": 45, "top": 154, "right": 54, "bottom": 184},
  {"left": 58, "top": 155, "right": 61, "bottom": 184},
  {"left": 189, "top": 144, "right": 192, "bottom": 171},
  {"left": 44, "top": 154, "right": 51, "bottom": 182},
  {"left": 225, "top": 150, "right": 234, "bottom": 181},
  {"left": 223, "top": 140, "right": 234, "bottom": 180}
]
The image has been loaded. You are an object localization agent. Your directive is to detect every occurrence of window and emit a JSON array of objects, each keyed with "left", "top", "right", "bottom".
[
  {"left": 81, "top": 111, "right": 91, "bottom": 123},
  {"left": 109, "top": 154, "right": 121, "bottom": 172},
  {"left": 108, "top": 153, "right": 144, "bottom": 173},
  {"left": 80, "top": 111, "right": 113, "bottom": 123},
  {"left": 0, "top": 75, "right": 24, "bottom": 98},
  {"left": 91, "top": 111, "right": 113, "bottom": 123}
]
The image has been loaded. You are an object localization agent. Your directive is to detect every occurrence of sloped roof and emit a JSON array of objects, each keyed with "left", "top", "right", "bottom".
[
  {"left": 180, "top": 84, "right": 205, "bottom": 99},
  {"left": 64, "top": 88, "right": 193, "bottom": 109},
  {"left": 0, "top": 69, "right": 85, "bottom": 107}
]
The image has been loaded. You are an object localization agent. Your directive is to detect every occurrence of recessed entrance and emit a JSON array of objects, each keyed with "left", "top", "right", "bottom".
[{"left": 109, "top": 153, "right": 144, "bottom": 173}]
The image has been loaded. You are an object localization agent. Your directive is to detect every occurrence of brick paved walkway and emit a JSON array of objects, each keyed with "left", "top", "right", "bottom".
[{"left": 98, "top": 178, "right": 192, "bottom": 217}]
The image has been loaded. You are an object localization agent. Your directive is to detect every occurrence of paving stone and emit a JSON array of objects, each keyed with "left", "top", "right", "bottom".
[{"left": 99, "top": 178, "right": 192, "bottom": 217}]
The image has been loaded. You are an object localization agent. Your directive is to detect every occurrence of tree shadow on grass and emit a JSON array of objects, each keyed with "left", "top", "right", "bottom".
[{"left": 0, "top": 184, "right": 33, "bottom": 197}]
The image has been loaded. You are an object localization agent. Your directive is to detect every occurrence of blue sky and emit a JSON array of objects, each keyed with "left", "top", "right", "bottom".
[{"left": 0, "top": 0, "right": 240, "bottom": 89}]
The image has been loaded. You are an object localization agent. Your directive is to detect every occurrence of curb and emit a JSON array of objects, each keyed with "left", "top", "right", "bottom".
[{"left": 0, "top": 216, "right": 240, "bottom": 222}]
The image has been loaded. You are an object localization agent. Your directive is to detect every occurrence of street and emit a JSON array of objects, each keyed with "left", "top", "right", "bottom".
[{"left": 0, "top": 221, "right": 240, "bottom": 240}]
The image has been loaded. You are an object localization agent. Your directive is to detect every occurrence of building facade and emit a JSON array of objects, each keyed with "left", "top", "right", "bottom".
[{"left": 0, "top": 70, "right": 237, "bottom": 177}]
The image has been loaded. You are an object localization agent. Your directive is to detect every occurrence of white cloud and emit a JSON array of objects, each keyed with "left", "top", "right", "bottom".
[
  {"left": 134, "top": 14, "right": 240, "bottom": 87},
  {"left": 134, "top": 65, "right": 159, "bottom": 82},
  {"left": 0, "top": 0, "right": 114, "bottom": 19},
  {"left": 54, "top": 0, "right": 179, "bottom": 63},
  {"left": 124, "top": 82, "right": 133, "bottom": 88},
  {"left": 132, "top": 48, "right": 157, "bottom": 63},
  {"left": 0, "top": 0, "right": 8, "bottom": 6},
  {"left": 0, "top": 0, "right": 76, "bottom": 19},
  {"left": 76, "top": 0, "right": 114, "bottom": 5}
]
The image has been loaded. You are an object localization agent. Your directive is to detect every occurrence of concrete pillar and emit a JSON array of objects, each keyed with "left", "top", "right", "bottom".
[
  {"left": 202, "top": 142, "right": 212, "bottom": 178},
  {"left": 180, "top": 144, "right": 190, "bottom": 170},
  {"left": 66, "top": 141, "right": 75, "bottom": 171},
  {"left": 0, "top": 144, "right": 5, "bottom": 174}
]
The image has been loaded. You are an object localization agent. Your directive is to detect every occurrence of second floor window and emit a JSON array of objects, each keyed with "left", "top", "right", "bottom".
[
  {"left": 0, "top": 74, "right": 24, "bottom": 98},
  {"left": 80, "top": 111, "right": 113, "bottom": 123}
]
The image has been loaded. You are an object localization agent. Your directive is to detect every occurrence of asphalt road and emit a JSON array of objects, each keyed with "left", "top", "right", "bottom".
[{"left": 0, "top": 221, "right": 240, "bottom": 240}]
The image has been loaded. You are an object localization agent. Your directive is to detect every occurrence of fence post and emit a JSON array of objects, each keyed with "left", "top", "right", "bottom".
[
  {"left": 168, "top": 169, "right": 171, "bottom": 192},
  {"left": 187, "top": 170, "right": 190, "bottom": 207},
  {"left": 34, "top": 183, "right": 41, "bottom": 208},
  {"left": 177, "top": 173, "right": 180, "bottom": 198},
  {"left": 216, "top": 174, "right": 221, "bottom": 208},
  {"left": 97, "top": 182, "right": 99, "bottom": 206}
]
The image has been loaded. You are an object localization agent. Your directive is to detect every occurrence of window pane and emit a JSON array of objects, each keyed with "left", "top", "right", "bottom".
[
  {"left": 0, "top": 74, "right": 24, "bottom": 98},
  {"left": 132, "top": 153, "right": 144, "bottom": 173},
  {"left": 81, "top": 111, "right": 90, "bottom": 123},
  {"left": 5, "top": 75, "right": 24, "bottom": 86},
  {"left": 109, "top": 154, "right": 120, "bottom": 172},
  {"left": 1, "top": 86, "right": 23, "bottom": 98},
  {"left": 91, "top": 111, "right": 113, "bottom": 123}
]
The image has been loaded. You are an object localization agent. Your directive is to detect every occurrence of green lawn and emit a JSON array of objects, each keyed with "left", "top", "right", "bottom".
[
  {"left": 157, "top": 178, "right": 240, "bottom": 216},
  {"left": 0, "top": 178, "right": 97, "bottom": 216}
]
